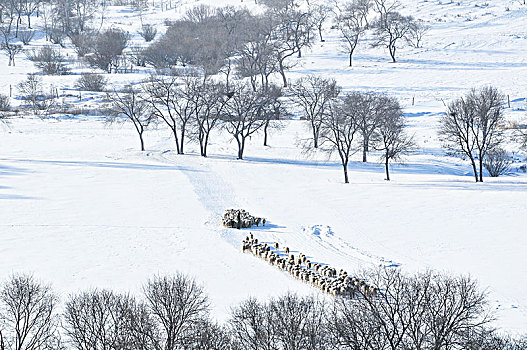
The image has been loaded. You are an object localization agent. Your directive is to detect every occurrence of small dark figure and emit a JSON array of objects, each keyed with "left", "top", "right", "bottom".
[
  {"left": 262, "top": 218, "right": 266, "bottom": 226},
  {"left": 237, "top": 211, "right": 241, "bottom": 229}
]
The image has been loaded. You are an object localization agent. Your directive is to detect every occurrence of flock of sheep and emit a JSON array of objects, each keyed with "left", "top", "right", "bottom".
[
  {"left": 222, "top": 209, "right": 266, "bottom": 229},
  {"left": 242, "top": 233, "right": 378, "bottom": 298}
]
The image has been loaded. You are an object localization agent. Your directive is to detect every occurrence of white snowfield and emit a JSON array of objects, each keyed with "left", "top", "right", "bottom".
[{"left": 1, "top": 0, "right": 527, "bottom": 334}]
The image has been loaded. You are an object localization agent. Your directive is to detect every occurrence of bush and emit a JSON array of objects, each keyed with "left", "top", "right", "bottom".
[
  {"left": 76, "top": 73, "right": 107, "bottom": 92},
  {"left": 71, "top": 33, "right": 95, "bottom": 58},
  {"left": 28, "top": 46, "right": 69, "bottom": 75},
  {"left": 17, "top": 73, "right": 56, "bottom": 114},
  {"left": 85, "top": 28, "right": 130, "bottom": 72},
  {"left": 18, "top": 30, "right": 35, "bottom": 45},
  {"left": 484, "top": 148, "right": 511, "bottom": 177},
  {"left": 0, "top": 93, "right": 10, "bottom": 112},
  {"left": 138, "top": 24, "right": 157, "bottom": 42}
]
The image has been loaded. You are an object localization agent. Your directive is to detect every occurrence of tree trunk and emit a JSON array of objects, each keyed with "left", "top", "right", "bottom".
[
  {"left": 236, "top": 136, "right": 245, "bottom": 160},
  {"left": 469, "top": 156, "right": 479, "bottom": 182},
  {"left": 263, "top": 122, "right": 269, "bottom": 146},
  {"left": 179, "top": 127, "right": 185, "bottom": 154},
  {"left": 342, "top": 162, "right": 349, "bottom": 183},
  {"left": 362, "top": 138, "right": 368, "bottom": 162},
  {"left": 201, "top": 132, "right": 209, "bottom": 157},
  {"left": 349, "top": 52, "right": 353, "bottom": 67},
  {"left": 479, "top": 157, "right": 484, "bottom": 182},
  {"left": 139, "top": 132, "right": 145, "bottom": 151},
  {"left": 172, "top": 126, "right": 181, "bottom": 154},
  {"left": 385, "top": 158, "right": 390, "bottom": 181},
  {"left": 318, "top": 27, "right": 324, "bottom": 42},
  {"left": 313, "top": 130, "right": 318, "bottom": 148},
  {"left": 279, "top": 60, "right": 288, "bottom": 87},
  {"left": 389, "top": 44, "right": 396, "bottom": 63}
]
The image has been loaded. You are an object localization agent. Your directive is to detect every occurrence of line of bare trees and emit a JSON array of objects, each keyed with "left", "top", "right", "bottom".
[
  {"left": 290, "top": 74, "right": 414, "bottom": 182},
  {"left": 0, "top": 269, "right": 525, "bottom": 350},
  {"left": 334, "top": 0, "right": 429, "bottom": 66},
  {"left": 106, "top": 77, "right": 284, "bottom": 158}
]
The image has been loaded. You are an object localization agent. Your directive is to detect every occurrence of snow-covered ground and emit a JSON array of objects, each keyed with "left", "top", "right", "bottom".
[{"left": 1, "top": 0, "right": 527, "bottom": 334}]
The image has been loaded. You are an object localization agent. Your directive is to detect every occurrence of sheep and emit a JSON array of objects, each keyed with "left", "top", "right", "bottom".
[{"left": 241, "top": 235, "right": 380, "bottom": 301}]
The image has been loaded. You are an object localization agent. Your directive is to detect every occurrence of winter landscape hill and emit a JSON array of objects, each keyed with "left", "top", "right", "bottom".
[{"left": 1, "top": 0, "right": 527, "bottom": 341}]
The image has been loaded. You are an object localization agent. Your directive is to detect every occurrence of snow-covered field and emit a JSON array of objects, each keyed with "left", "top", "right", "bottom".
[{"left": 1, "top": 0, "right": 527, "bottom": 334}]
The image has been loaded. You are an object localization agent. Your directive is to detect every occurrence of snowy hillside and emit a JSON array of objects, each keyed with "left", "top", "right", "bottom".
[{"left": 1, "top": 0, "right": 527, "bottom": 336}]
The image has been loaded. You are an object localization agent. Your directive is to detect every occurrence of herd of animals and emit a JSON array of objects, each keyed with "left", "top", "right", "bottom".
[
  {"left": 241, "top": 232, "right": 378, "bottom": 298},
  {"left": 222, "top": 209, "right": 266, "bottom": 229}
]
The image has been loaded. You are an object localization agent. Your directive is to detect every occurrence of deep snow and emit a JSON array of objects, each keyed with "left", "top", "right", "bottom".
[{"left": 1, "top": 0, "right": 527, "bottom": 334}]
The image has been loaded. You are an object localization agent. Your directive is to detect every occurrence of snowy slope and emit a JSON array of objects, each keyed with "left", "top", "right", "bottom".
[{"left": 1, "top": 0, "right": 527, "bottom": 334}]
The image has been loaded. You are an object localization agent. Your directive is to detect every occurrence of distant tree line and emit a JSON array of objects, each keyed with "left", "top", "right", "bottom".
[
  {"left": 1, "top": 0, "right": 525, "bottom": 183},
  {"left": 0, "top": 0, "right": 429, "bottom": 74},
  {"left": 7, "top": 67, "right": 525, "bottom": 184},
  {"left": 0, "top": 269, "right": 525, "bottom": 350}
]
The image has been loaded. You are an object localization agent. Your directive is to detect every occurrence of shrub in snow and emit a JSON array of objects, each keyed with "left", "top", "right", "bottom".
[
  {"left": 76, "top": 73, "right": 107, "bottom": 92},
  {"left": 138, "top": 24, "right": 157, "bottom": 42},
  {"left": 71, "top": 33, "right": 95, "bottom": 58},
  {"left": 0, "top": 93, "right": 10, "bottom": 112},
  {"left": 86, "top": 28, "right": 130, "bottom": 73},
  {"left": 484, "top": 148, "right": 511, "bottom": 177},
  {"left": 28, "top": 46, "right": 69, "bottom": 75},
  {"left": 18, "top": 30, "right": 35, "bottom": 45},
  {"left": 17, "top": 73, "right": 52, "bottom": 113}
]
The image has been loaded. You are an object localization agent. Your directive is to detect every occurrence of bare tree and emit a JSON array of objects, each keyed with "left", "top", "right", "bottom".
[
  {"left": 50, "top": 0, "right": 100, "bottom": 37},
  {"left": 406, "top": 20, "right": 429, "bottom": 48},
  {"left": 309, "top": 3, "right": 332, "bottom": 42},
  {"left": 229, "top": 298, "right": 275, "bottom": 350},
  {"left": 236, "top": 15, "right": 279, "bottom": 91},
  {"left": 335, "top": 0, "right": 370, "bottom": 67},
  {"left": 188, "top": 79, "right": 228, "bottom": 157},
  {"left": 143, "top": 273, "right": 210, "bottom": 350},
  {"left": 0, "top": 274, "right": 59, "bottom": 350},
  {"left": 318, "top": 95, "right": 359, "bottom": 183},
  {"left": 272, "top": 8, "right": 314, "bottom": 86},
  {"left": 372, "top": 96, "right": 414, "bottom": 180},
  {"left": 289, "top": 75, "right": 341, "bottom": 148},
  {"left": 327, "top": 297, "right": 386, "bottom": 350},
  {"left": 223, "top": 82, "right": 271, "bottom": 160},
  {"left": 440, "top": 86, "right": 505, "bottom": 182},
  {"left": 64, "top": 289, "right": 157, "bottom": 350},
  {"left": 270, "top": 294, "right": 330, "bottom": 350},
  {"left": 0, "top": 26, "right": 22, "bottom": 66},
  {"left": 143, "top": 75, "right": 183, "bottom": 154},
  {"left": 425, "top": 274, "right": 493, "bottom": 350},
  {"left": 350, "top": 91, "right": 383, "bottom": 162},
  {"left": 372, "top": 11, "right": 414, "bottom": 62},
  {"left": 107, "top": 86, "right": 155, "bottom": 151},
  {"left": 372, "top": 0, "right": 399, "bottom": 24},
  {"left": 261, "top": 84, "right": 285, "bottom": 147},
  {"left": 187, "top": 319, "right": 232, "bottom": 350}
]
